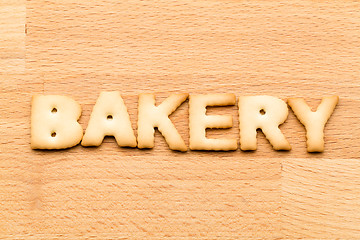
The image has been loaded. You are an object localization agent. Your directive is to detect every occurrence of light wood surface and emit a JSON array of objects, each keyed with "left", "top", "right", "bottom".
[{"left": 1, "top": 0, "right": 360, "bottom": 239}]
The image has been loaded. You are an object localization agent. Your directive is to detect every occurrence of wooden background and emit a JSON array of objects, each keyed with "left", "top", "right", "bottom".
[{"left": 1, "top": 0, "right": 360, "bottom": 239}]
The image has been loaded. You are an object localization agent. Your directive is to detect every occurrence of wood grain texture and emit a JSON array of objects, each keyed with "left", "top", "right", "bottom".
[
  {"left": 0, "top": 0, "right": 25, "bottom": 73},
  {"left": 1, "top": 0, "right": 360, "bottom": 238}
]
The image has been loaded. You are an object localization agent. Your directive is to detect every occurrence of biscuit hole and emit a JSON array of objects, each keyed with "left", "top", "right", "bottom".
[
  {"left": 51, "top": 132, "right": 56, "bottom": 137},
  {"left": 107, "top": 115, "right": 113, "bottom": 120},
  {"left": 260, "top": 109, "right": 266, "bottom": 115},
  {"left": 51, "top": 108, "right": 57, "bottom": 113}
]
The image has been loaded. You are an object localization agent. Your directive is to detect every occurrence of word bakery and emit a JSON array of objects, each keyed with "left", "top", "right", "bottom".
[{"left": 30, "top": 92, "right": 339, "bottom": 152}]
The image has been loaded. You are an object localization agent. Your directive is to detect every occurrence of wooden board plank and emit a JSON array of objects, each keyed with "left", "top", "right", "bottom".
[
  {"left": 1, "top": 0, "right": 360, "bottom": 238},
  {"left": 0, "top": 0, "right": 25, "bottom": 73},
  {"left": 282, "top": 157, "right": 360, "bottom": 238}
]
